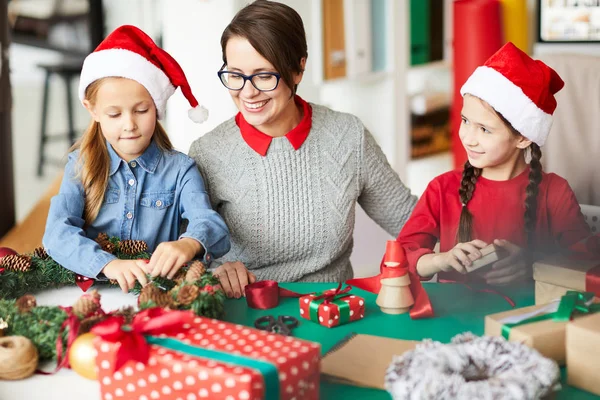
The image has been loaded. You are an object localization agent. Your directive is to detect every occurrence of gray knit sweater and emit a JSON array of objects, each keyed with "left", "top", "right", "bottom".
[{"left": 188, "top": 104, "right": 417, "bottom": 282}]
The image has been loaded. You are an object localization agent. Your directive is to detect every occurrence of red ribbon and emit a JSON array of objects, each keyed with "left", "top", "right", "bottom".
[
  {"left": 37, "top": 306, "right": 81, "bottom": 375},
  {"left": 311, "top": 282, "right": 352, "bottom": 303},
  {"left": 586, "top": 265, "right": 600, "bottom": 297},
  {"left": 347, "top": 264, "right": 434, "bottom": 319},
  {"left": 245, "top": 280, "right": 305, "bottom": 309},
  {"left": 75, "top": 274, "right": 94, "bottom": 292},
  {"left": 91, "top": 308, "right": 194, "bottom": 373}
]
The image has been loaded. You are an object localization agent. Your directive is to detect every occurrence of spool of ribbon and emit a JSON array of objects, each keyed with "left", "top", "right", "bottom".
[
  {"left": 500, "top": 291, "right": 600, "bottom": 340},
  {"left": 92, "top": 307, "right": 280, "bottom": 400},
  {"left": 244, "top": 280, "right": 304, "bottom": 309},
  {"left": 308, "top": 283, "right": 353, "bottom": 325}
]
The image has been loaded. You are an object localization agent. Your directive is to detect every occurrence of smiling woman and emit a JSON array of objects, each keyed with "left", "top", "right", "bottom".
[{"left": 188, "top": 0, "right": 418, "bottom": 298}]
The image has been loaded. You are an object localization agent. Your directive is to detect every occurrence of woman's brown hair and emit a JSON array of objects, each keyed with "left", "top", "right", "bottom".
[
  {"left": 72, "top": 78, "right": 173, "bottom": 226},
  {"left": 220, "top": 0, "right": 308, "bottom": 94},
  {"left": 456, "top": 105, "right": 543, "bottom": 251}
]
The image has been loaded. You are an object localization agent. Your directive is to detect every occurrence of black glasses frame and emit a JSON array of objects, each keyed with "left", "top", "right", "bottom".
[{"left": 217, "top": 69, "right": 281, "bottom": 92}]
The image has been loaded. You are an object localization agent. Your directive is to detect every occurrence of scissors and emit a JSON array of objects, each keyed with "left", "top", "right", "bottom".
[{"left": 254, "top": 315, "right": 299, "bottom": 336}]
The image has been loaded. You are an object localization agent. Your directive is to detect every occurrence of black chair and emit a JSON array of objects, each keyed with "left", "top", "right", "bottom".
[{"left": 37, "top": 59, "right": 83, "bottom": 176}]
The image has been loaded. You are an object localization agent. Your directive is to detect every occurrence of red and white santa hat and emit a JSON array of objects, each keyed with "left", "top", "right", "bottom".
[
  {"left": 460, "top": 42, "right": 564, "bottom": 146},
  {"left": 78, "top": 25, "right": 208, "bottom": 123}
]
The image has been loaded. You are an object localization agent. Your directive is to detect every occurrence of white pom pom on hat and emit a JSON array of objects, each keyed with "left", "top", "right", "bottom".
[{"left": 78, "top": 25, "right": 208, "bottom": 123}]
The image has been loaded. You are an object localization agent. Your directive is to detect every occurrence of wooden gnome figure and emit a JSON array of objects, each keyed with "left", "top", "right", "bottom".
[{"left": 376, "top": 240, "right": 415, "bottom": 314}]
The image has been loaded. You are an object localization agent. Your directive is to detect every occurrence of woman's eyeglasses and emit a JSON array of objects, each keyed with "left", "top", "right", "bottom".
[{"left": 217, "top": 69, "right": 281, "bottom": 92}]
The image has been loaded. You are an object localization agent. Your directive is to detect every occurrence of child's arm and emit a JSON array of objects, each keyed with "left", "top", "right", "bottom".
[
  {"left": 416, "top": 240, "right": 488, "bottom": 278},
  {"left": 147, "top": 157, "right": 230, "bottom": 278},
  {"left": 42, "top": 153, "right": 119, "bottom": 278}
]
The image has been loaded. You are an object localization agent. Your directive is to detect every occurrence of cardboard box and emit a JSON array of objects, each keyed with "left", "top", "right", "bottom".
[
  {"left": 567, "top": 313, "right": 600, "bottom": 395},
  {"left": 299, "top": 290, "right": 364, "bottom": 328},
  {"left": 465, "top": 243, "right": 507, "bottom": 273},
  {"left": 95, "top": 315, "right": 320, "bottom": 400},
  {"left": 533, "top": 254, "right": 600, "bottom": 305},
  {"left": 485, "top": 303, "right": 571, "bottom": 364}
]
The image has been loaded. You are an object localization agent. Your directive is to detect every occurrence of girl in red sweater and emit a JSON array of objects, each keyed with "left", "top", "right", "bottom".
[{"left": 398, "top": 42, "right": 590, "bottom": 285}]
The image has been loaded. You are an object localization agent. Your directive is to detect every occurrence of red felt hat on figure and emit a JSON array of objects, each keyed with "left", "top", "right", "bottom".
[
  {"left": 460, "top": 42, "right": 564, "bottom": 146},
  {"left": 78, "top": 25, "right": 208, "bottom": 123}
]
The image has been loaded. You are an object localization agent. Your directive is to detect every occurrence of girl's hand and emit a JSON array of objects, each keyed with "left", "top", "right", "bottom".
[
  {"left": 432, "top": 239, "right": 488, "bottom": 274},
  {"left": 481, "top": 239, "right": 529, "bottom": 285},
  {"left": 213, "top": 261, "right": 257, "bottom": 299},
  {"left": 102, "top": 259, "right": 149, "bottom": 293},
  {"left": 148, "top": 238, "right": 202, "bottom": 279}
]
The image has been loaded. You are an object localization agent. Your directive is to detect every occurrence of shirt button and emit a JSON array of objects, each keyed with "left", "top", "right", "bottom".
[
  {"left": 130, "top": 161, "right": 137, "bottom": 168},
  {"left": 126, "top": 212, "right": 133, "bottom": 219},
  {"left": 128, "top": 179, "right": 135, "bottom": 186},
  {"left": 155, "top": 200, "right": 162, "bottom": 207}
]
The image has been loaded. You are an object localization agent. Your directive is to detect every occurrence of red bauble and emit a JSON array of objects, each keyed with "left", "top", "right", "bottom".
[{"left": 0, "top": 247, "right": 17, "bottom": 259}]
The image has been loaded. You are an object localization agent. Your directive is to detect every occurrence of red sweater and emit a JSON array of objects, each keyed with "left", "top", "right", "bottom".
[{"left": 398, "top": 168, "right": 590, "bottom": 281}]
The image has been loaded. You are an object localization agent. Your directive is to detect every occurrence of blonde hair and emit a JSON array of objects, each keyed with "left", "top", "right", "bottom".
[{"left": 71, "top": 78, "right": 174, "bottom": 225}]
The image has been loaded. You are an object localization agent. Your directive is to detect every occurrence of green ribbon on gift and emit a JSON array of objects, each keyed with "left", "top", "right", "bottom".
[
  {"left": 501, "top": 291, "right": 600, "bottom": 340},
  {"left": 147, "top": 337, "right": 279, "bottom": 400},
  {"left": 308, "top": 285, "right": 352, "bottom": 325}
]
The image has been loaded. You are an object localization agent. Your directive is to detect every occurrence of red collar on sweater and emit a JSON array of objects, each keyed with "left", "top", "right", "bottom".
[{"left": 235, "top": 95, "right": 312, "bottom": 156}]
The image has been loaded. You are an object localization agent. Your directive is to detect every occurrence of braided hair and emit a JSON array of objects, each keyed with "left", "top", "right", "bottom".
[{"left": 456, "top": 112, "right": 543, "bottom": 252}]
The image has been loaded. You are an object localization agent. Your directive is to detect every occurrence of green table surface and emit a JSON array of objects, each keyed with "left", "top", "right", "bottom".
[{"left": 221, "top": 282, "right": 599, "bottom": 399}]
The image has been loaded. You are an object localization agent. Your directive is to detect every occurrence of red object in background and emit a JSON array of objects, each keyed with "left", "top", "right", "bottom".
[
  {"left": 75, "top": 274, "right": 94, "bottom": 292},
  {"left": 452, "top": 0, "right": 504, "bottom": 168},
  {"left": 383, "top": 240, "right": 407, "bottom": 268},
  {"left": 0, "top": 247, "right": 17, "bottom": 260}
]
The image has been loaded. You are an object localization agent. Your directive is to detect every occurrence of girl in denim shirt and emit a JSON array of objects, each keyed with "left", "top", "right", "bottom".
[{"left": 43, "top": 26, "right": 230, "bottom": 293}]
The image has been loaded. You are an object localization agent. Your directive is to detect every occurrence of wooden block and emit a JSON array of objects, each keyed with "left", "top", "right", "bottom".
[{"left": 464, "top": 243, "right": 506, "bottom": 273}]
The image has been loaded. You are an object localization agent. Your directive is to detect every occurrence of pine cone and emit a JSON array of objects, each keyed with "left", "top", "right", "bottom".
[
  {"left": 176, "top": 285, "right": 200, "bottom": 306},
  {"left": 119, "top": 240, "right": 148, "bottom": 256},
  {"left": 185, "top": 261, "right": 206, "bottom": 283},
  {"left": 139, "top": 285, "right": 173, "bottom": 308},
  {"left": 78, "top": 314, "right": 107, "bottom": 335},
  {"left": 95, "top": 233, "right": 116, "bottom": 254},
  {"left": 72, "top": 290, "right": 101, "bottom": 317},
  {"left": 0, "top": 254, "right": 32, "bottom": 272},
  {"left": 113, "top": 306, "right": 135, "bottom": 324},
  {"left": 16, "top": 294, "right": 37, "bottom": 313},
  {"left": 33, "top": 247, "right": 49, "bottom": 260}
]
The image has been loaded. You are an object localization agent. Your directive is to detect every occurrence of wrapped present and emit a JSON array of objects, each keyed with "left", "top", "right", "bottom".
[
  {"left": 299, "top": 284, "right": 364, "bottom": 328},
  {"left": 92, "top": 308, "right": 320, "bottom": 400},
  {"left": 485, "top": 291, "right": 600, "bottom": 365},
  {"left": 533, "top": 253, "right": 600, "bottom": 305},
  {"left": 567, "top": 313, "right": 600, "bottom": 395}
]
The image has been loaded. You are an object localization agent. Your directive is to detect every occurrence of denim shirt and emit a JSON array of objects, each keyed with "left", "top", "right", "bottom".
[{"left": 43, "top": 140, "right": 230, "bottom": 278}]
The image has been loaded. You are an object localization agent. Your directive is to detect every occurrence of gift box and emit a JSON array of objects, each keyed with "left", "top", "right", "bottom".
[
  {"left": 93, "top": 309, "right": 320, "bottom": 400},
  {"left": 567, "top": 313, "right": 600, "bottom": 395},
  {"left": 485, "top": 291, "right": 598, "bottom": 365},
  {"left": 299, "top": 285, "right": 364, "bottom": 328},
  {"left": 533, "top": 254, "right": 600, "bottom": 305}
]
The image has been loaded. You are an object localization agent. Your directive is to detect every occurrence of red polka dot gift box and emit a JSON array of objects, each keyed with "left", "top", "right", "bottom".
[
  {"left": 298, "top": 284, "right": 365, "bottom": 328},
  {"left": 92, "top": 308, "right": 320, "bottom": 400}
]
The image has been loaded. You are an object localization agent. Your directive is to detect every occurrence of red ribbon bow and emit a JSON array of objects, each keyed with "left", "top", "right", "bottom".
[
  {"left": 311, "top": 283, "right": 352, "bottom": 303},
  {"left": 91, "top": 308, "right": 195, "bottom": 373}
]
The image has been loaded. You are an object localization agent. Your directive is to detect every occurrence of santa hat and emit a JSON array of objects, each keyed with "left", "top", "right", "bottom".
[
  {"left": 460, "top": 42, "right": 564, "bottom": 146},
  {"left": 78, "top": 25, "right": 208, "bottom": 123}
]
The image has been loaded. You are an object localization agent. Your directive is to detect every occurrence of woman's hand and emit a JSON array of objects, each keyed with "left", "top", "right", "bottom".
[
  {"left": 148, "top": 238, "right": 202, "bottom": 279},
  {"left": 102, "top": 259, "right": 149, "bottom": 293},
  {"left": 213, "top": 261, "right": 257, "bottom": 298},
  {"left": 480, "top": 239, "right": 529, "bottom": 285}
]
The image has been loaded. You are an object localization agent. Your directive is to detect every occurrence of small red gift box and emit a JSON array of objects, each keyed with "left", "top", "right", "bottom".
[
  {"left": 299, "top": 285, "right": 365, "bottom": 328},
  {"left": 93, "top": 309, "right": 320, "bottom": 400}
]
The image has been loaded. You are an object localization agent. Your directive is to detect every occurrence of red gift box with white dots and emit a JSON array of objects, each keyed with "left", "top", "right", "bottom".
[
  {"left": 298, "top": 291, "right": 365, "bottom": 328},
  {"left": 94, "top": 316, "right": 320, "bottom": 400}
]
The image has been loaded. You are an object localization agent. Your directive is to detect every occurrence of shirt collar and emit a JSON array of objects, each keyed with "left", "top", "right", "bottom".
[
  {"left": 236, "top": 95, "right": 313, "bottom": 156},
  {"left": 107, "top": 139, "right": 162, "bottom": 176}
]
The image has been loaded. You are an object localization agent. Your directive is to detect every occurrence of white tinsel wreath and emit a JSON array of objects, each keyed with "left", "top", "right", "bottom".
[{"left": 385, "top": 332, "right": 560, "bottom": 400}]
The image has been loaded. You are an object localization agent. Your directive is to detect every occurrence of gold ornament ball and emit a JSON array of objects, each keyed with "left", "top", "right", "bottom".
[{"left": 68, "top": 333, "right": 98, "bottom": 380}]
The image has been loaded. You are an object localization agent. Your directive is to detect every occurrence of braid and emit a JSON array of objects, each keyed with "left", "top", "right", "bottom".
[
  {"left": 456, "top": 161, "right": 482, "bottom": 243},
  {"left": 524, "top": 143, "right": 543, "bottom": 250}
]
